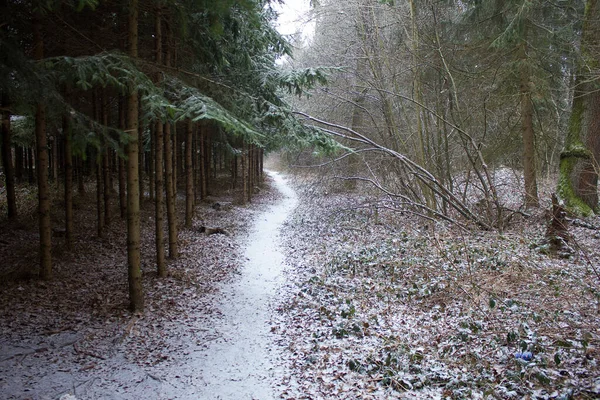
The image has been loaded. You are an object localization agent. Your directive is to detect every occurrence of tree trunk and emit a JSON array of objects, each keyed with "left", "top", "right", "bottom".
[
  {"left": 51, "top": 135, "right": 58, "bottom": 183},
  {"left": 185, "top": 119, "right": 194, "bottom": 228},
  {"left": 96, "top": 157, "right": 104, "bottom": 238},
  {"left": 199, "top": 125, "right": 207, "bottom": 199},
  {"left": 247, "top": 145, "right": 253, "bottom": 203},
  {"left": 520, "top": 23, "right": 539, "bottom": 207},
  {"left": 155, "top": 121, "right": 166, "bottom": 276},
  {"left": 259, "top": 148, "right": 263, "bottom": 181},
  {"left": 27, "top": 147, "right": 34, "bottom": 185},
  {"left": 149, "top": 124, "right": 154, "bottom": 201},
  {"left": 33, "top": 13, "right": 52, "bottom": 280},
  {"left": 15, "top": 145, "right": 23, "bottom": 183},
  {"left": 558, "top": 0, "right": 600, "bottom": 215},
  {"left": 241, "top": 143, "right": 248, "bottom": 205},
  {"left": 127, "top": 0, "right": 144, "bottom": 312},
  {"left": 1, "top": 91, "right": 16, "bottom": 219},
  {"left": 164, "top": 122, "right": 178, "bottom": 258},
  {"left": 63, "top": 113, "right": 73, "bottom": 250},
  {"left": 193, "top": 125, "right": 199, "bottom": 201},
  {"left": 174, "top": 126, "right": 180, "bottom": 192},
  {"left": 163, "top": 16, "right": 178, "bottom": 259},
  {"left": 101, "top": 92, "right": 111, "bottom": 226},
  {"left": 118, "top": 96, "right": 127, "bottom": 218},
  {"left": 138, "top": 109, "right": 144, "bottom": 207},
  {"left": 154, "top": 7, "right": 166, "bottom": 276}
]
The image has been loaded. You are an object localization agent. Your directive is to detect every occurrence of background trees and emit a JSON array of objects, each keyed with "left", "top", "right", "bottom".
[{"left": 285, "top": 0, "right": 597, "bottom": 224}]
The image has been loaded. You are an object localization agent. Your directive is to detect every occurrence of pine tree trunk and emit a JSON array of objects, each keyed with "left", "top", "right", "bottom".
[
  {"left": 232, "top": 154, "right": 238, "bottom": 188},
  {"left": 206, "top": 133, "right": 212, "bottom": 184},
  {"left": 247, "top": 145, "right": 253, "bottom": 203},
  {"left": 193, "top": 126, "right": 199, "bottom": 201},
  {"left": 154, "top": 7, "right": 166, "bottom": 276},
  {"left": 1, "top": 91, "right": 16, "bottom": 219},
  {"left": 103, "top": 151, "right": 110, "bottom": 225},
  {"left": 33, "top": 13, "right": 52, "bottom": 280},
  {"left": 174, "top": 127, "right": 179, "bottom": 192},
  {"left": 520, "top": 24, "right": 539, "bottom": 207},
  {"left": 127, "top": 0, "right": 143, "bottom": 311},
  {"left": 118, "top": 96, "right": 127, "bottom": 218},
  {"left": 101, "top": 92, "right": 111, "bottom": 226},
  {"left": 27, "top": 147, "right": 34, "bottom": 185},
  {"left": 149, "top": 124, "right": 154, "bottom": 201},
  {"left": 96, "top": 158, "right": 104, "bottom": 238},
  {"left": 199, "top": 125, "right": 207, "bottom": 199},
  {"left": 138, "top": 111, "right": 144, "bottom": 207},
  {"left": 241, "top": 143, "right": 247, "bottom": 205},
  {"left": 185, "top": 119, "right": 194, "bottom": 228},
  {"left": 51, "top": 135, "right": 58, "bottom": 183},
  {"left": 259, "top": 148, "right": 263, "bottom": 181},
  {"left": 15, "top": 145, "right": 23, "bottom": 183},
  {"left": 164, "top": 122, "right": 178, "bottom": 258},
  {"left": 155, "top": 121, "right": 166, "bottom": 276},
  {"left": 63, "top": 114, "right": 73, "bottom": 249}
]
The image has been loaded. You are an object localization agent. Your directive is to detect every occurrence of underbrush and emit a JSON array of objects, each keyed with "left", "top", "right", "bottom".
[{"left": 278, "top": 179, "right": 600, "bottom": 399}]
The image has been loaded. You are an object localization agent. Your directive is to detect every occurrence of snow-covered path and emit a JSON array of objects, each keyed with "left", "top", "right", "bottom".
[
  {"left": 189, "top": 171, "right": 297, "bottom": 399},
  {"left": 0, "top": 171, "right": 297, "bottom": 400}
]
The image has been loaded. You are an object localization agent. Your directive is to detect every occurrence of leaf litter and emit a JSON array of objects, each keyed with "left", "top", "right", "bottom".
[
  {"left": 273, "top": 172, "right": 600, "bottom": 399},
  {"left": 1, "top": 169, "right": 600, "bottom": 399},
  {"left": 0, "top": 173, "right": 284, "bottom": 399}
]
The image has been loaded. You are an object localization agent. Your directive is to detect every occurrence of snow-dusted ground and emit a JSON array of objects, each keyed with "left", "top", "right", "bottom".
[
  {"left": 0, "top": 172, "right": 296, "bottom": 399},
  {"left": 274, "top": 173, "right": 600, "bottom": 399},
  {"left": 185, "top": 171, "right": 297, "bottom": 399},
  {"left": 2, "top": 168, "right": 599, "bottom": 399}
]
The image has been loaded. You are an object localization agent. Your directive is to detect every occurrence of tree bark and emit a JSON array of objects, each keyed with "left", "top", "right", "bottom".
[
  {"left": 154, "top": 7, "right": 166, "bottom": 276},
  {"left": 520, "top": 22, "right": 539, "bottom": 207},
  {"left": 101, "top": 91, "right": 111, "bottom": 226},
  {"left": 164, "top": 122, "right": 178, "bottom": 258},
  {"left": 1, "top": 91, "right": 16, "bottom": 219},
  {"left": 63, "top": 113, "right": 73, "bottom": 249},
  {"left": 96, "top": 157, "right": 104, "bottom": 238},
  {"left": 27, "top": 147, "right": 34, "bottom": 185},
  {"left": 118, "top": 96, "right": 127, "bottom": 218},
  {"left": 558, "top": 0, "right": 600, "bottom": 215},
  {"left": 241, "top": 142, "right": 247, "bottom": 205},
  {"left": 155, "top": 121, "right": 166, "bottom": 276},
  {"left": 199, "top": 125, "right": 207, "bottom": 199},
  {"left": 163, "top": 15, "right": 178, "bottom": 259},
  {"left": 33, "top": 13, "right": 52, "bottom": 280},
  {"left": 185, "top": 119, "right": 194, "bottom": 228},
  {"left": 127, "top": 0, "right": 144, "bottom": 311},
  {"left": 138, "top": 102, "right": 144, "bottom": 207}
]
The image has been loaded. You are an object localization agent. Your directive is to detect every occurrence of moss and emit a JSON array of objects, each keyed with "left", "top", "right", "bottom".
[
  {"left": 559, "top": 144, "right": 591, "bottom": 160},
  {"left": 557, "top": 156, "right": 595, "bottom": 217}
]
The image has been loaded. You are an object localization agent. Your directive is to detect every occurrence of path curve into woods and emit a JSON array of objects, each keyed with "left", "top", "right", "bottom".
[{"left": 190, "top": 170, "right": 297, "bottom": 398}]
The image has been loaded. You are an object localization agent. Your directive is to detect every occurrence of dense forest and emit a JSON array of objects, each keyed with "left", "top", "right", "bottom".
[
  {"left": 0, "top": 0, "right": 328, "bottom": 309},
  {"left": 1, "top": 0, "right": 599, "bottom": 398}
]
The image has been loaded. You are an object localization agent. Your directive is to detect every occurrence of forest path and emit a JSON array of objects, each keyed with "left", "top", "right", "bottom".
[
  {"left": 187, "top": 170, "right": 297, "bottom": 399},
  {"left": 0, "top": 171, "right": 297, "bottom": 400}
]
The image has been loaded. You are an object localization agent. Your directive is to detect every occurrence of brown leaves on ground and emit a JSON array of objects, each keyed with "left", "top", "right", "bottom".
[
  {"left": 0, "top": 175, "right": 280, "bottom": 399},
  {"left": 275, "top": 174, "right": 600, "bottom": 399}
]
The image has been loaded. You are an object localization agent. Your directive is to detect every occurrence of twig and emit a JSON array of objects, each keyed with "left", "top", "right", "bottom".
[{"left": 73, "top": 342, "right": 106, "bottom": 360}]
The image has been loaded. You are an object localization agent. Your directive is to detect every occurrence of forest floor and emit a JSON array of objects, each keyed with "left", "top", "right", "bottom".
[
  {"left": 274, "top": 171, "right": 600, "bottom": 399},
  {"left": 1, "top": 167, "right": 600, "bottom": 400},
  {"left": 0, "top": 171, "right": 292, "bottom": 399}
]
